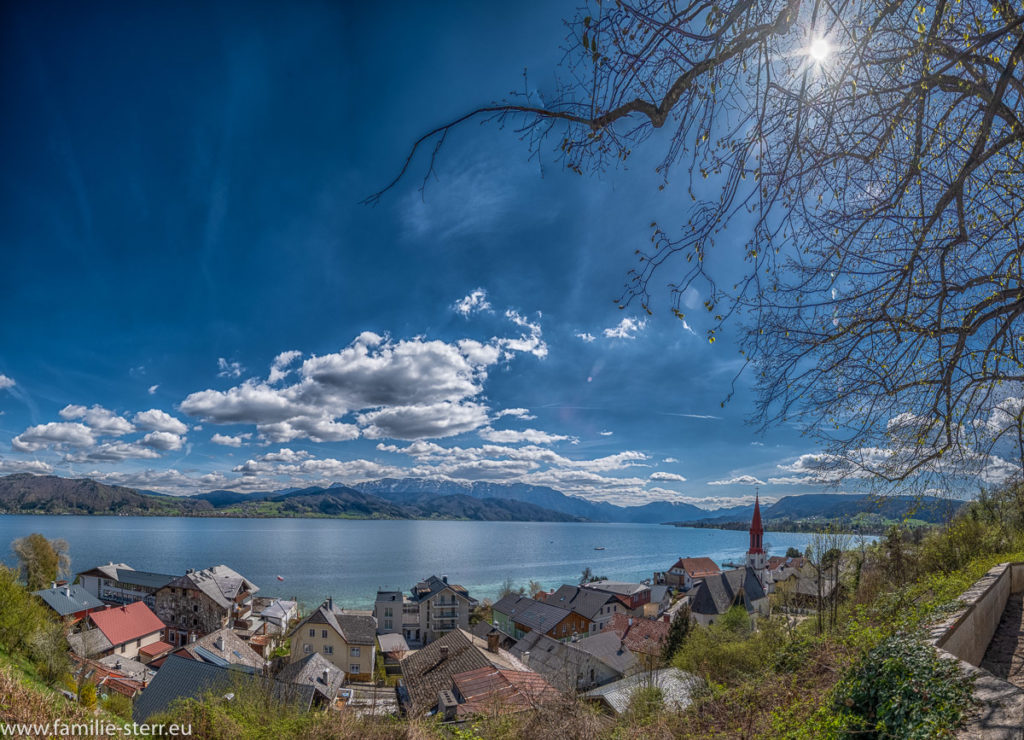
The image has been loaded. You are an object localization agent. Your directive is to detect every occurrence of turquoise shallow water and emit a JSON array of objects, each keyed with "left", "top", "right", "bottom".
[{"left": 0, "top": 515, "right": 855, "bottom": 609}]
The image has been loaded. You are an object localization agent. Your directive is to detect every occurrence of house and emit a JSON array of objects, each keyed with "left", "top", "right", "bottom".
[
  {"left": 663, "top": 557, "right": 721, "bottom": 590},
  {"left": 287, "top": 598, "right": 377, "bottom": 681},
  {"left": 490, "top": 594, "right": 589, "bottom": 641},
  {"left": 68, "top": 627, "right": 114, "bottom": 659},
  {"left": 154, "top": 565, "right": 259, "bottom": 647},
  {"left": 97, "top": 655, "right": 155, "bottom": 686},
  {"left": 601, "top": 614, "right": 670, "bottom": 665},
  {"left": 69, "top": 654, "right": 148, "bottom": 699},
  {"left": 172, "top": 627, "right": 266, "bottom": 671},
  {"left": 541, "top": 585, "right": 623, "bottom": 633},
  {"left": 86, "top": 601, "right": 166, "bottom": 660},
  {"left": 470, "top": 622, "right": 516, "bottom": 651},
  {"left": 690, "top": 567, "right": 770, "bottom": 626},
  {"left": 398, "top": 627, "right": 531, "bottom": 716},
  {"left": 572, "top": 631, "right": 637, "bottom": 679},
  {"left": 511, "top": 630, "right": 621, "bottom": 692},
  {"left": 585, "top": 668, "right": 702, "bottom": 716},
  {"left": 581, "top": 581, "right": 651, "bottom": 615},
  {"left": 374, "top": 575, "right": 476, "bottom": 645},
  {"left": 33, "top": 584, "right": 106, "bottom": 622},
  {"left": 255, "top": 598, "right": 297, "bottom": 631},
  {"left": 645, "top": 585, "right": 672, "bottom": 618},
  {"left": 132, "top": 655, "right": 314, "bottom": 723},
  {"left": 446, "top": 665, "right": 559, "bottom": 719},
  {"left": 75, "top": 563, "right": 176, "bottom": 608},
  {"left": 277, "top": 652, "right": 346, "bottom": 707}
]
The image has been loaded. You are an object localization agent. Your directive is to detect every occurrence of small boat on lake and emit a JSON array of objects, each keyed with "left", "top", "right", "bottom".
[{"left": 594, "top": 546, "right": 606, "bottom": 551}]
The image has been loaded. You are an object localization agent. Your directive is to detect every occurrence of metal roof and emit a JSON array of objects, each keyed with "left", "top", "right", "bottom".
[
  {"left": 33, "top": 585, "right": 106, "bottom": 616},
  {"left": 585, "top": 668, "right": 702, "bottom": 715}
]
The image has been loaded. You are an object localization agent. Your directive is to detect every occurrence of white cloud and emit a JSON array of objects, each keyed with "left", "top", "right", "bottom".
[
  {"left": 65, "top": 441, "right": 163, "bottom": 462},
  {"left": 268, "top": 351, "right": 302, "bottom": 384},
  {"left": 257, "top": 416, "right": 360, "bottom": 444},
  {"left": 59, "top": 404, "right": 135, "bottom": 436},
  {"left": 708, "top": 475, "right": 767, "bottom": 486},
  {"left": 500, "top": 310, "right": 547, "bottom": 359},
  {"left": 140, "top": 431, "right": 185, "bottom": 451},
  {"left": 453, "top": 289, "right": 492, "bottom": 317},
  {"left": 494, "top": 408, "right": 536, "bottom": 420},
  {"left": 12, "top": 422, "right": 96, "bottom": 452},
  {"left": 0, "top": 375, "right": 15, "bottom": 390},
  {"left": 211, "top": 433, "right": 252, "bottom": 447},
  {"left": 599, "top": 430, "right": 613, "bottom": 437},
  {"left": 664, "top": 457, "right": 679, "bottom": 463},
  {"left": 359, "top": 402, "right": 489, "bottom": 440},
  {"left": 133, "top": 409, "right": 188, "bottom": 435},
  {"left": 148, "top": 385, "right": 159, "bottom": 395},
  {"left": 603, "top": 317, "right": 646, "bottom": 340},
  {"left": 0, "top": 457, "right": 52, "bottom": 474},
  {"left": 217, "top": 358, "right": 244, "bottom": 378},
  {"left": 478, "top": 428, "right": 571, "bottom": 445},
  {"left": 649, "top": 472, "right": 687, "bottom": 483},
  {"left": 575, "top": 332, "right": 596, "bottom": 343}
]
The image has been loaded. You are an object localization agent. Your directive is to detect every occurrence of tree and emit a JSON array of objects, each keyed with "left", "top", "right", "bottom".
[
  {"left": 785, "top": 546, "right": 803, "bottom": 559},
  {"left": 527, "top": 579, "right": 544, "bottom": 597},
  {"left": 662, "top": 604, "right": 692, "bottom": 661},
  {"left": 12, "top": 534, "right": 70, "bottom": 591},
  {"left": 497, "top": 576, "right": 524, "bottom": 600},
  {"left": 579, "top": 566, "right": 593, "bottom": 585},
  {"left": 373, "top": 0, "right": 1024, "bottom": 491}
]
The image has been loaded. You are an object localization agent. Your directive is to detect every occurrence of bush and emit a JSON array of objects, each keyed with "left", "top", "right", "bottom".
[
  {"left": 832, "top": 633, "right": 974, "bottom": 739},
  {"left": 78, "top": 681, "right": 97, "bottom": 710},
  {"left": 101, "top": 692, "right": 133, "bottom": 720}
]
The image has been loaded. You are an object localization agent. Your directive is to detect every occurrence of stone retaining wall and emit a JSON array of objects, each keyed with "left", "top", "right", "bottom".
[{"left": 925, "top": 562, "right": 1024, "bottom": 739}]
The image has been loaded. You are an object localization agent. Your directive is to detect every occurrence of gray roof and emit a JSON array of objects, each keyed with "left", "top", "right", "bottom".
[
  {"left": 546, "top": 586, "right": 615, "bottom": 621},
  {"left": 410, "top": 575, "right": 471, "bottom": 603},
  {"left": 259, "top": 599, "right": 296, "bottom": 622},
  {"left": 492, "top": 595, "right": 571, "bottom": 635},
  {"left": 375, "top": 590, "right": 404, "bottom": 604},
  {"left": 377, "top": 633, "right": 410, "bottom": 655},
  {"left": 649, "top": 585, "right": 669, "bottom": 604},
  {"left": 277, "top": 652, "right": 345, "bottom": 702},
  {"left": 292, "top": 600, "right": 376, "bottom": 646},
  {"left": 33, "top": 585, "right": 106, "bottom": 616},
  {"left": 67, "top": 628, "right": 113, "bottom": 657},
  {"left": 183, "top": 628, "right": 266, "bottom": 670},
  {"left": 690, "top": 567, "right": 766, "bottom": 617},
  {"left": 573, "top": 631, "right": 636, "bottom": 677},
  {"left": 98, "top": 655, "right": 154, "bottom": 684},
  {"left": 469, "top": 622, "right": 515, "bottom": 649},
  {"left": 586, "top": 668, "right": 702, "bottom": 715},
  {"left": 582, "top": 581, "right": 649, "bottom": 597},
  {"left": 164, "top": 565, "right": 257, "bottom": 610},
  {"left": 113, "top": 568, "right": 176, "bottom": 590},
  {"left": 511, "top": 631, "right": 614, "bottom": 692},
  {"left": 133, "top": 655, "right": 313, "bottom": 723}
]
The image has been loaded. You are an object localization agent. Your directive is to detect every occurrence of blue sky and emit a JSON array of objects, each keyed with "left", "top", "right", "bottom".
[{"left": 0, "top": 0, "right": 881, "bottom": 507}]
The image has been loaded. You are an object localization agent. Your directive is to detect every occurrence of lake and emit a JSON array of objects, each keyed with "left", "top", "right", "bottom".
[{"left": 0, "top": 516, "right": 853, "bottom": 609}]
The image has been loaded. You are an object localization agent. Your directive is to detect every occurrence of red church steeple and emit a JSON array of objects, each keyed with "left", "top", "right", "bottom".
[{"left": 748, "top": 491, "right": 764, "bottom": 555}]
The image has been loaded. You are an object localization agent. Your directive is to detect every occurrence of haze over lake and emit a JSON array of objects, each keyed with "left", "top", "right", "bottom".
[{"left": 0, "top": 516, "right": 854, "bottom": 608}]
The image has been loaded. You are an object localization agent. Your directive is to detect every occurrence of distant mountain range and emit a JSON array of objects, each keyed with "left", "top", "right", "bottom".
[{"left": 0, "top": 474, "right": 966, "bottom": 528}]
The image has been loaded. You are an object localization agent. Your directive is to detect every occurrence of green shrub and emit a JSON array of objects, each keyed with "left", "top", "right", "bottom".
[
  {"left": 101, "top": 692, "right": 134, "bottom": 720},
  {"left": 78, "top": 681, "right": 97, "bottom": 710},
  {"left": 831, "top": 633, "right": 973, "bottom": 739}
]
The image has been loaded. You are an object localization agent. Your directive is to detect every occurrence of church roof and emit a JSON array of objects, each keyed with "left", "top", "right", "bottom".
[{"left": 691, "top": 567, "right": 766, "bottom": 616}]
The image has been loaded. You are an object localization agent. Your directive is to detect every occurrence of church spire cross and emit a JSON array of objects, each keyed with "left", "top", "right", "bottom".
[{"left": 748, "top": 490, "right": 764, "bottom": 555}]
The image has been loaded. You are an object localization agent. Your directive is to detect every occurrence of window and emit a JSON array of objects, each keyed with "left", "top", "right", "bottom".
[
  {"left": 350, "top": 664, "right": 360, "bottom": 674},
  {"left": 324, "top": 645, "right": 333, "bottom": 654},
  {"left": 350, "top": 647, "right": 360, "bottom": 657},
  {"left": 384, "top": 619, "right": 392, "bottom": 630},
  {"left": 193, "top": 604, "right": 199, "bottom": 613},
  {"left": 384, "top": 607, "right": 393, "bottom": 618},
  {"left": 303, "top": 643, "right": 312, "bottom": 654},
  {"left": 309, "top": 628, "right": 316, "bottom": 638}
]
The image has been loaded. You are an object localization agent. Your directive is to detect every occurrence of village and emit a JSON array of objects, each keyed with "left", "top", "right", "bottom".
[{"left": 36, "top": 497, "right": 835, "bottom": 724}]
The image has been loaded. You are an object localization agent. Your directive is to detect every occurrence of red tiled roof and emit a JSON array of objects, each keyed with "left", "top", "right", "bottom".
[
  {"left": 452, "top": 667, "right": 559, "bottom": 716},
  {"left": 672, "top": 557, "right": 721, "bottom": 578},
  {"left": 602, "top": 614, "right": 670, "bottom": 657},
  {"left": 139, "top": 641, "right": 174, "bottom": 657},
  {"left": 89, "top": 602, "right": 165, "bottom": 646}
]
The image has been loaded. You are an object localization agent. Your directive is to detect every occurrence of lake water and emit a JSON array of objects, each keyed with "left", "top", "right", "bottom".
[{"left": 0, "top": 516, "right": 849, "bottom": 609}]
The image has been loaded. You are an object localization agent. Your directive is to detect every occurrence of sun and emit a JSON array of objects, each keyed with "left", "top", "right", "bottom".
[{"left": 808, "top": 38, "right": 831, "bottom": 62}]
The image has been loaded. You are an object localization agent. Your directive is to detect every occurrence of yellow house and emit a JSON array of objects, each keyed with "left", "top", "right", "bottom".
[{"left": 287, "top": 599, "right": 376, "bottom": 682}]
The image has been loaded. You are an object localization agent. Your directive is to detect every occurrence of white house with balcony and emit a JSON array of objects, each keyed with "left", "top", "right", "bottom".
[{"left": 374, "top": 575, "right": 476, "bottom": 646}]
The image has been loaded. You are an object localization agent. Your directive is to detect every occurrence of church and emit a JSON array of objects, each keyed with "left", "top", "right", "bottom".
[{"left": 689, "top": 494, "right": 772, "bottom": 626}]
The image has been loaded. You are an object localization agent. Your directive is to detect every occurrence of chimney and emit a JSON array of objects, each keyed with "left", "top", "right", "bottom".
[
  {"left": 663, "top": 615, "right": 670, "bottom": 623},
  {"left": 50, "top": 582, "right": 56, "bottom": 590},
  {"left": 437, "top": 690, "right": 458, "bottom": 722},
  {"left": 326, "top": 597, "right": 333, "bottom": 611},
  {"left": 322, "top": 668, "right": 331, "bottom": 685},
  {"left": 64, "top": 587, "right": 71, "bottom": 597},
  {"left": 214, "top": 635, "right": 225, "bottom": 651},
  {"left": 439, "top": 645, "right": 449, "bottom": 660},
  {"left": 628, "top": 617, "right": 633, "bottom": 627},
  {"left": 115, "top": 659, "right": 122, "bottom": 670},
  {"left": 487, "top": 631, "right": 500, "bottom": 654},
  {"left": 442, "top": 575, "right": 448, "bottom": 584},
  {"left": 523, "top": 651, "right": 530, "bottom": 664}
]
